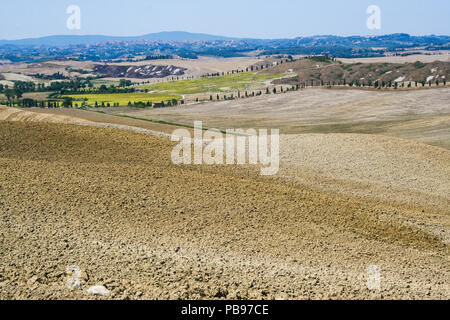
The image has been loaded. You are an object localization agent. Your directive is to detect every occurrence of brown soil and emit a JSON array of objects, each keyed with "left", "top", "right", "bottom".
[
  {"left": 0, "top": 119, "right": 448, "bottom": 300},
  {"left": 0, "top": 106, "right": 92, "bottom": 124},
  {"left": 25, "top": 107, "right": 194, "bottom": 136},
  {"left": 263, "top": 58, "right": 450, "bottom": 86}
]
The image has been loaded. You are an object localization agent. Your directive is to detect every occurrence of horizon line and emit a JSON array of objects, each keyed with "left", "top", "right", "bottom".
[{"left": 1, "top": 31, "right": 450, "bottom": 42}]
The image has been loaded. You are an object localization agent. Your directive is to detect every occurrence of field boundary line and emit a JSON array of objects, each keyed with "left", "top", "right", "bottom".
[{"left": 89, "top": 110, "right": 249, "bottom": 136}]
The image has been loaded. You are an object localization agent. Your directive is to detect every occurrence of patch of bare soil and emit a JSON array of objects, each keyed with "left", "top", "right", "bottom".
[
  {"left": 277, "top": 134, "right": 450, "bottom": 241},
  {"left": 0, "top": 120, "right": 448, "bottom": 300}
]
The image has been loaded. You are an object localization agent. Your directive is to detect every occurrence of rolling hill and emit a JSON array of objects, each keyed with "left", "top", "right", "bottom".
[{"left": 0, "top": 31, "right": 239, "bottom": 46}]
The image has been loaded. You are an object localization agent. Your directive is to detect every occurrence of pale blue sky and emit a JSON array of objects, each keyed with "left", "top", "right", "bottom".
[{"left": 0, "top": 0, "right": 449, "bottom": 40}]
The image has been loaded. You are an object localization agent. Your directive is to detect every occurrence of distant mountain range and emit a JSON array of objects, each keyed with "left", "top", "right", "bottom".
[
  {"left": 1, "top": 32, "right": 448, "bottom": 63},
  {"left": 0, "top": 31, "right": 241, "bottom": 46},
  {"left": 0, "top": 32, "right": 449, "bottom": 48}
]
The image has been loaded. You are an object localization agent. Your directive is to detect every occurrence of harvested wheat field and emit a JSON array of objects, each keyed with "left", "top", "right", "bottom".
[{"left": 0, "top": 106, "right": 448, "bottom": 300}]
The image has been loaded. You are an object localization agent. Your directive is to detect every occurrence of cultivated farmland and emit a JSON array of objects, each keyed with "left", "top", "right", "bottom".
[
  {"left": 0, "top": 55, "right": 449, "bottom": 301},
  {"left": 0, "top": 108, "right": 448, "bottom": 300}
]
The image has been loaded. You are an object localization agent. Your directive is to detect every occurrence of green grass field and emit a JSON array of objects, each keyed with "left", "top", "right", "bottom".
[
  {"left": 139, "top": 72, "right": 289, "bottom": 94},
  {"left": 64, "top": 93, "right": 181, "bottom": 106}
]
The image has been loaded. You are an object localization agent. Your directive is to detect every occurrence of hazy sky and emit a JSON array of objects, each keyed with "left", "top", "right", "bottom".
[{"left": 1, "top": 0, "right": 449, "bottom": 40}]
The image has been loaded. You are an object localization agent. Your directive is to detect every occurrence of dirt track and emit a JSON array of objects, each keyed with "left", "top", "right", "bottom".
[{"left": 0, "top": 117, "right": 448, "bottom": 300}]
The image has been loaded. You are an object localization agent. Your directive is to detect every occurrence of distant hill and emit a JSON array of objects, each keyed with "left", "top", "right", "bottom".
[
  {"left": 4, "top": 32, "right": 449, "bottom": 48},
  {"left": 1, "top": 33, "right": 448, "bottom": 63},
  {"left": 0, "top": 31, "right": 239, "bottom": 46}
]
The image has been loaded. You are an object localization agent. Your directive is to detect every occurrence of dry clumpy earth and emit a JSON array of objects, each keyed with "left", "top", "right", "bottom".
[
  {"left": 0, "top": 111, "right": 449, "bottom": 300},
  {"left": 93, "top": 64, "right": 187, "bottom": 79}
]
